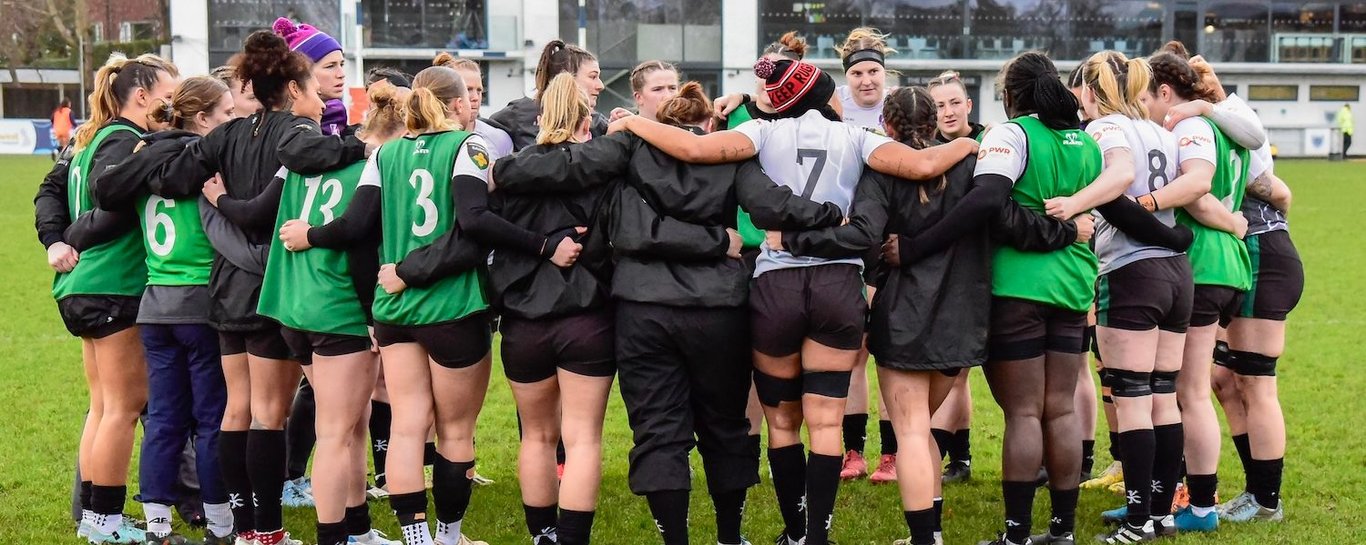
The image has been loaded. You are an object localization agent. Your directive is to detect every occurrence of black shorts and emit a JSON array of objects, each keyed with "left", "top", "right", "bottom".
[
  {"left": 1190, "top": 285, "right": 1245, "bottom": 328},
  {"left": 280, "top": 327, "right": 371, "bottom": 365},
  {"left": 57, "top": 295, "right": 139, "bottom": 338},
  {"left": 373, "top": 313, "right": 492, "bottom": 369},
  {"left": 218, "top": 327, "right": 292, "bottom": 360},
  {"left": 1096, "top": 256, "right": 1194, "bottom": 333},
  {"left": 988, "top": 296, "right": 1088, "bottom": 360},
  {"left": 500, "top": 309, "right": 615, "bottom": 383},
  {"left": 750, "top": 264, "right": 867, "bottom": 356},
  {"left": 1238, "top": 230, "right": 1304, "bottom": 321}
]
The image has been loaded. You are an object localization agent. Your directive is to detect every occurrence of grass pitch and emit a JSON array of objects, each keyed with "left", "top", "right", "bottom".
[{"left": 1, "top": 155, "right": 1362, "bottom": 543}]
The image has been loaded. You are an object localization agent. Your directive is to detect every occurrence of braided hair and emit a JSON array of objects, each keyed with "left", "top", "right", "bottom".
[
  {"left": 882, "top": 87, "right": 946, "bottom": 203},
  {"left": 1149, "top": 52, "right": 1220, "bottom": 103}
]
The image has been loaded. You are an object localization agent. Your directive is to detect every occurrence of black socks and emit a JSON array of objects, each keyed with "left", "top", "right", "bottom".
[
  {"left": 1002, "top": 480, "right": 1035, "bottom": 543},
  {"left": 1048, "top": 487, "right": 1079, "bottom": 536},
  {"left": 903, "top": 508, "right": 937, "bottom": 544},
  {"left": 950, "top": 429, "right": 972, "bottom": 463},
  {"left": 432, "top": 455, "right": 474, "bottom": 527},
  {"left": 1118, "top": 429, "right": 1156, "bottom": 523},
  {"left": 217, "top": 430, "right": 254, "bottom": 533},
  {"left": 879, "top": 419, "right": 898, "bottom": 456},
  {"left": 1151, "top": 424, "right": 1185, "bottom": 515},
  {"left": 1187, "top": 473, "right": 1219, "bottom": 509},
  {"left": 1247, "top": 458, "right": 1284, "bottom": 509},
  {"left": 557, "top": 508, "right": 595, "bottom": 545},
  {"left": 369, "top": 401, "right": 392, "bottom": 489},
  {"left": 345, "top": 503, "right": 371, "bottom": 536},
  {"left": 805, "top": 453, "right": 842, "bottom": 545},
  {"left": 1081, "top": 439, "right": 1096, "bottom": 477},
  {"left": 90, "top": 484, "right": 127, "bottom": 517},
  {"left": 316, "top": 520, "right": 347, "bottom": 545},
  {"left": 931, "top": 429, "right": 953, "bottom": 461},
  {"left": 842, "top": 414, "right": 868, "bottom": 454},
  {"left": 246, "top": 429, "right": 287, "bottom": 532},
  {"left": 523, "top": 503, "right": 557, "bottom": 540},
  {"left": 645, "top": 490, "right": 689, "bottom": 545},
  {"left": 711, "top": 488, "right": 747, "bottom": 545},
  {"left": 768, "top": 444, "right": 807, "bottom": 541}
]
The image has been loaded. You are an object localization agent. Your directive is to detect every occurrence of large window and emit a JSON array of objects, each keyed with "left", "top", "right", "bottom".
[
  {"left": 556, "top": 0, "right": 723, "bottom": 113},
  {"left": 1203, "top": 2, "right": 1272, "bottom": 63},
  {"left": 757, "top": 0, "right": 1164, "bottom": 62},
  {"left": 208, "top": 0, "right": 340, "bottom": 67},
  {"left": 362, "top": 0, "right": 489, "bottom": 49}
]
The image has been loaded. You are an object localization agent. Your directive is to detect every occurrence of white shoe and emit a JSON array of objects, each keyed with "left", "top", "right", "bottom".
[
  {"left": 365, "top": 484, "right": 390, "bottom": 501},
  {"left": 349, "top": 529, "right": 402, "bottom": 545},
  {"left": 470, "top": 470, "right": 495, "bottom": 486}
]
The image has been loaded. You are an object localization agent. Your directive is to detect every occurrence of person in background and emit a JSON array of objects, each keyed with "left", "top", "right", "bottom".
[
  {"left": 925, "top": 69, "right": 984, "bottom": 486},
  {"left": 1337, "top": 103, "right": 1353, "bottom": 156},
  {"left": 212, "top": 64, "right": 262, "bottom": 118},
  {"left": 491, "top": 40, "right": 607, "bottom": 151},
  {"left": 53, "top": 97, "right": 75, "bottom": 159},
  {"left": 273, "top": 16, "right": 352, "bottom": 509},
  {"left": 433, "top": 53, "right": 515, "bottom": 160}
]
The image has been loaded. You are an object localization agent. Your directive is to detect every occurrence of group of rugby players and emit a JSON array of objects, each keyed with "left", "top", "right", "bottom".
[{"left": 35, "top": 15, "right": 1301, "bottom": 545}]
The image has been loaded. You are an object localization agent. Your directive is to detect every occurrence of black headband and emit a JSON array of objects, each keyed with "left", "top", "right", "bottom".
[{"left": 843, "top": 49, "right": 885, "bottom": 71}]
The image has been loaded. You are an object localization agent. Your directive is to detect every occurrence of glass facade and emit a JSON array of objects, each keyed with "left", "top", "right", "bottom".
[
  {"left": 557, "top": 0, "right": 724, "bottom": 112},
  {"left": 361, "top": 0, "right": 490, "bottom": 49},
  {"left": 208, "top": 0, "right": 340, "bottom": 67},
  {"left": 756, "top": 1, "right": 1366, "bottom": 64}
]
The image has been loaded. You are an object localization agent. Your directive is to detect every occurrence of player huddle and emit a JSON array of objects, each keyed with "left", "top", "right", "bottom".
[{"left": 35, "top": 17, "right": 1301, "bottom": 545}]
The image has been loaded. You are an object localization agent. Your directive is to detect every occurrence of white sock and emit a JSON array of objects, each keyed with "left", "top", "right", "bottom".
[
  {"left": 1191, "top": 505, "right": 1216, "bottom": 517},
  {"left": 91, "top": 511, "right": 123, "bottom": 534},
  {"left": 401, "top": 521, "right": 434, "bottom": 545},
  {"left": 204, "top": 501, "right": 234, "bottom": 539},
  {"left": 144, "top": 502, "right": 173, "bottom": 537},
  {"left": 434, "top": 518, "right": 462, "bottom": 544}
]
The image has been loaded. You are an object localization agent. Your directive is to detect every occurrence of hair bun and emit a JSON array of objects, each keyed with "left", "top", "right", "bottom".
[
  {"left": 272, "top": 17, "right": 298, "bottom": 37},
  {"left": 754, "top": 58, "right": 776, "bottom": 79}
]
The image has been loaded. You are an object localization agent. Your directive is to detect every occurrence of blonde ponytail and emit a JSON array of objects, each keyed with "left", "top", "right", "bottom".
[
  {"left": 74, "top": 53, "right": 178, "bottom": 149},
  {"left": 407, "top": 66, "right": 466, "bottom": 133},
  {"left": 1082, "top": 50, "right": 1148, "bottom": 120},
  {"left": 536, "top": 72, "right": 589, "bottom": 145}
]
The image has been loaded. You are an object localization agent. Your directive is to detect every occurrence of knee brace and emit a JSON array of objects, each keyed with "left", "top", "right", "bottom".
[
  {"left": 1150, "top": 370, "right": 1179, "bottom": 394},
  {"left": 1098, "top": 368, "right": 1115, "bottom": 403},
  {"left": 1107, "top": 369, "right": 1153, "bottom": 398},
  {"left": 1098, "top": 367, "right": 1116, "bottom": 388},
  {"left": 753, "top": 370, "right": 802, "bottom": 407},
  {"left": 801, "top": 370, "right": 852, "bottom": 398},
  {"left": 1228, "top": 350, "right": 1278, "bottom": 377},
  {"left": 1213, "top": 340, "right": 1233, "bottom": 368}
]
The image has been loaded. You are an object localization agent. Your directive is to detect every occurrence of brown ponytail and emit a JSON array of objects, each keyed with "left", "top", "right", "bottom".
[
  {"left": 762, "top": 31, "right": 808, "bottom": 60},
  {"left": 74, "top": 53, "right": 178, "bottom": 150},
  {"left": 433, "top": 51, "right": 479, "bottom": 72},
  {"left": 534, "top": 40, "right": 596, "bottom": 101},
  {"left": 656, "top": 82, "right": 713, "bottom": 127},
  {"left": 149, "top": 76, "right": 230, "bottom": 130},
  {"left": 234, "top": 30, "right": 312, "bottom": 113}
]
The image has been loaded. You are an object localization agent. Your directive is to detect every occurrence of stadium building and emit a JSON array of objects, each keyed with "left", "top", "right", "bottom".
[{"left": 11, "top": 1, "right": 1366, "bottom": 156}]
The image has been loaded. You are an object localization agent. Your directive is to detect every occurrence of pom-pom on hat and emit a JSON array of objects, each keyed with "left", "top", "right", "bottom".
[
  {"left": 273, "top": 17, "right": 342, "bottom": 64},
  {"left": 755, "top": 57, "right": 835, "bottom": 115}
]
